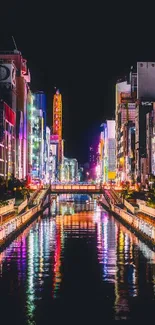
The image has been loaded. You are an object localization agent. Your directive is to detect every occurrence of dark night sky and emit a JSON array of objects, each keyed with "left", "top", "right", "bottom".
[{"left": 0, "top": 2, "right": 155, "bottom": 163}]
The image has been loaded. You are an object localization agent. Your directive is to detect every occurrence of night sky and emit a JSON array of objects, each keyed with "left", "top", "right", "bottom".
[{"left": 0, "top": 2, "right": 155, "bottom": 163}]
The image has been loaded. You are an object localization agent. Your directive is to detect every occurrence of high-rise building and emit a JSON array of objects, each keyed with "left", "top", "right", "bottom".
[
  {"left": 45, "top": 126, "right": 51, "bottom": 184},
  {"left": 0, "top": 55, "right": 17, "bottom": 180},
  {"left": 62, "top": 157, "right": 78, "bottom": 182},
  {"left": 150, "top": 104, "right": 155, "bottom": 177},
  {"left": 115, "top": 62, "right": 155, "bottom": 184},
  {"left": 27, "top": 91, "right": 34, "bottom": 184},
  {"left": 100, "top": 120, "right": 116, "bottom": 183},
  {"left": 34, "top": 92, "right": 46, "bottom": 178},
  {"left": 115, "top": 78, "right": 136, "bottom": 183},
  {"left": 89, "top": 145, "right": 99, "bottom": 180},
  {"left": 0, "top": 100, "right": 16, "bottom": 180},
  {"left": 31, "top": 95, "right": 45, "bottom": 181},
  {"left": 135, "top": 62, "right": 155, "bottom": 183},
  {"left": 50, "top": 134, "right": 59, "bottom": 182},
  {"left": 127, "top": 123, "right": 135, "bottom": 183},
  {"left": 0, "top": 50, "right": 30, "bottom": 180}
]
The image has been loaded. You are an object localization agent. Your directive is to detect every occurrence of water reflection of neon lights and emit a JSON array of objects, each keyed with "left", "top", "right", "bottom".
[
  {"left": 53, "top": 218, "right": 62, "bottom": 298},
  {"left": 26, "top": 231, "right": 35, "bottom": 323}
]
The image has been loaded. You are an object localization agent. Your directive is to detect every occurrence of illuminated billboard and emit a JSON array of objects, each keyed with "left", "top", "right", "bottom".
[
  {"left": 50, "top": 134, "right": 59, "bottom": 141},
  {"left": 53, "top": 89, "right": 62, "bottom": 139}
]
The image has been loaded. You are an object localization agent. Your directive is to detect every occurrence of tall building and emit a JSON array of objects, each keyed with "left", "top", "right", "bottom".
[
  {"left": 45, "top": 126, "right": 51, "bottom": 184},
  {"left": 99, "top": 128, "right": 104, "bottom": 183},
  {"left": 115, "top": 62, "right": 155, "bottom": 184},
  {"left": 100, "top": 120, "right": 116, "bottom": 183},
  {"left": 34, "top": 92, "right": 46, "bottom": 179},
  {"left": 27, "top": 91, "right": 34, "bottom": 184},
  {"left": 0, "top": 100, "right": 16, "bottom": 180},
  {"left": 89, "top": 145, "right": 99, "bottom": 180},
  {"left": 150, "top": 104, "right": 155, "bottom": 176},
  {"left": 115, "top": 75, "right": 136, "bottom": 183},
  {"left": 0, "top": 50, "right": 30, "bottom": 180},
  {"left": 127, "top": 123, "right": 135, "bottom": 183},
  {"left": 62, "top": 157, "right": 78, "bottom": 182},
  {"left": 31, "top": 94, "right": 45, "bottom": 181},
  {"left": 50, "top": 134, "right": 59, "bottom": 182},
  {"left": 135, "top": 62, "right": 155, "bottom": 183},
  {"left": 0, "top": 55, "right": 17, "bottom": 180}
]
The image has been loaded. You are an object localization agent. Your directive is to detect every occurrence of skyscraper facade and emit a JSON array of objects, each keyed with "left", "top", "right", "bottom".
[
  {"left": 0, "top": 100, "right": 16, "bottom": 180},
  {"left": 0, "top": 50, "right": 31, "bottom": 180},
  {"left": 135, "top": 62, "right": 155, "bottom": 183},
  {"left": 34, "top": 92, "right": 47, "bottom": 179},
  {"left": 100, "top": 120, "right": 116, "bottom": 183}
]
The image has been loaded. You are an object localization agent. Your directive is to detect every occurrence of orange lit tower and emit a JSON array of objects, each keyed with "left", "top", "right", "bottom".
[
  {"left": 53, "top": 89, "right": 63, "bottom": 163},
  {"left": 53, "top": 89, "right": 62, "bottom": 138}
]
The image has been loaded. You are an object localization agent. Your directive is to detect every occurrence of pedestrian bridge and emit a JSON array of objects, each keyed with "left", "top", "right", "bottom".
[{"left": 51, "top": 184, "right": 102, "bottom": 194}]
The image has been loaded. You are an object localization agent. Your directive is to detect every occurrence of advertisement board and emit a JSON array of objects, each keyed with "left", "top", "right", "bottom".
[
  {"left": 108, "top": 171, "right": 116, "bottom": 180},
  {"left": 4, "top": 102, "right": 16, "bottom": 125},
  {"left": 50, "top": 134, "right": 59, "bottom": 141},
  {"left": 0, "top": 63, "right": 16, "bottom": 87}
]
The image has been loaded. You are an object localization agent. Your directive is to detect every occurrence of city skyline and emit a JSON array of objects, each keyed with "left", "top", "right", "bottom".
[
  {"left": 0, "top": 37, "right": 150, "bottom": 164},
  {"left": 1, "top": 43, "right": 155, "bottom": 186},
  {"left": 1, "top": 4, "right": 155, "bottom": 325},
  {"left": 1, "top": 0, "right": 154, "bottom": 163}
]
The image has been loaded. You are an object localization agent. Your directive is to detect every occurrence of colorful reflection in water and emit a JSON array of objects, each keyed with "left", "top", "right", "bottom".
[{"left": 0, "top": 198, "right": 155, "bottom": 324}]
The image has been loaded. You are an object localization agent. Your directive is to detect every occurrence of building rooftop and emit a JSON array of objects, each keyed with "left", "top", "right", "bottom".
[{"left": 0, "top": 50, "right": 21, "bottom": 55}]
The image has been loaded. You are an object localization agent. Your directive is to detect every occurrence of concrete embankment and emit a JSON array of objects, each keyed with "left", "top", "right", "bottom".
[
  {"left": 0, "top": 205, "right": 41, "bottom": 251},
  {"left": 99, "top": 200, "right": 155, "bottom": 250},
  {"left": 0, "top": 188, "right": 50, "bottom": 251}
]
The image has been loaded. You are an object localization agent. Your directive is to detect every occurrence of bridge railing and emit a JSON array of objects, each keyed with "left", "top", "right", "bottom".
[{"left": 51, "top": 184, "right": 102, "bottom": 191}]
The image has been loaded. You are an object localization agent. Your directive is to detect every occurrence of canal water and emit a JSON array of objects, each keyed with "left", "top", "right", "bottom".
[{"left": 0, "top": 195, "right": 155, "bottom": 324}]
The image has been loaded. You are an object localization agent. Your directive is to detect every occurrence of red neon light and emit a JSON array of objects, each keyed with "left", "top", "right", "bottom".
[{"left": 4, "top": 103, "right": 16, "bottom": 125}]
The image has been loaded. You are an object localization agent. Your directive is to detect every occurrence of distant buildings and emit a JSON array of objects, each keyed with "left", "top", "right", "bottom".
[
  {"left": 89, "top": 145, "right": 99, "bottom": 180},
  {"left": 62, "top": 157, "right": 78, "bottom": 182},
  {"left": 99, "top": 121, "right": 116, "bottom": 183},
  {"left": 2, "top": 49, "right": 155, "bottom": 188}
]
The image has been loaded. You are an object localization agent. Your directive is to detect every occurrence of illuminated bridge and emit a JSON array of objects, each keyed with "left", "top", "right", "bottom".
[{"left": 51, "top": 184, "right": 103, "bottom": 194}]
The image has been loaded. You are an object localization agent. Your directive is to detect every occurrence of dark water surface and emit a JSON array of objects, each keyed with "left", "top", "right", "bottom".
[{"left": 0, "top": 198, "right": 155, "bottom": 324}]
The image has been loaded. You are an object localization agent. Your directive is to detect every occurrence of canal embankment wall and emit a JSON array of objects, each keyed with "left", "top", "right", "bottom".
[
  {"left": 0, "top": 205, "right": 41, "bottom": 251},
  {"left": 100, "top": 196, "right": 155, "bottom": 249},
  {"left": 0, "top": 188, "right": 50, "bottom": 251}
]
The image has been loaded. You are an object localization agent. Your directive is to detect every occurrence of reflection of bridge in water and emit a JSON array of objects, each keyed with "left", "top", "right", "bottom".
[{"left": 51, "top": 184, "right": 102, "bottom": 194}]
